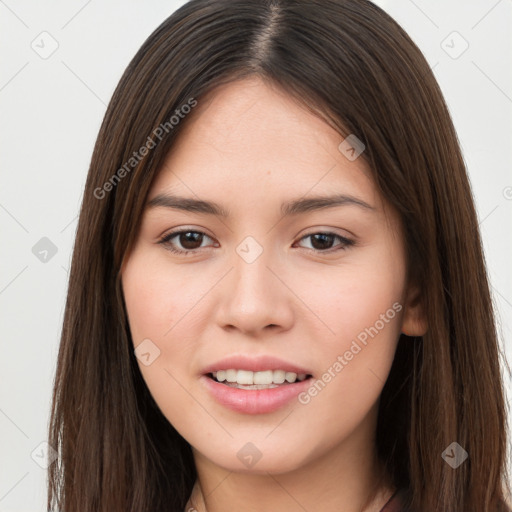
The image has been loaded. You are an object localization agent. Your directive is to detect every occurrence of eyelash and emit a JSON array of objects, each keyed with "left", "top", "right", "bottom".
[{"left": 157, "top": 229, "right": 355, "bottom": 255}]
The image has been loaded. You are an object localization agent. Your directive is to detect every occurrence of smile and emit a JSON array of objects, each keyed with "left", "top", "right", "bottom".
[{"left": 200, "top": 355, "right": 314, "bottom": 413}]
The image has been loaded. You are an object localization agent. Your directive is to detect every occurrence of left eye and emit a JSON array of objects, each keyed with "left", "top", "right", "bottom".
[
  {"left": 294, "top": 232, "right": 355, "bottom": 252},
  {"left": 158, "top": 230, "right": 354, "bottom": 255}
]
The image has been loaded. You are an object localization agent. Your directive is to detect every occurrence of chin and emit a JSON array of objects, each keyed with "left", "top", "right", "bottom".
[{"left": 193, "top": 439, "right": 314, "bottom": 475}]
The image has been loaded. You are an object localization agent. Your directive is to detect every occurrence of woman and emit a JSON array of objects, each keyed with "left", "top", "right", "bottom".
[{"left": 47, "top": 1, "right": 511, "bottom": 510}]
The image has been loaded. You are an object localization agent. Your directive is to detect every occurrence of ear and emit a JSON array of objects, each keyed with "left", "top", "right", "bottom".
[{"left": 400, "top": 284, "right": 428, "bottom": 336}]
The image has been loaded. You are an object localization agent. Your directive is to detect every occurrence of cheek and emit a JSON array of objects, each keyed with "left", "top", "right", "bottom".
[
  {"left": 121, "top": 248, "right": 213, "bottom": 404},
  {"left": 299, "top": 254, "right": 404, "bottom": 345},
  {"left": 122, "top": 251, "right": 204, "bottom": 423},
  {"left": 294, "top": 254, "right": 405, "bottom": 410},
  {"left": 122, "top": 250, "right": 204, "bottom": 344}
]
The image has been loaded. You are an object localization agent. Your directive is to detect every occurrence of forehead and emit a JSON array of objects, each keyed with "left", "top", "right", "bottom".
[{"left": 149, "top": 77, "right": 382, "bottom": 213}]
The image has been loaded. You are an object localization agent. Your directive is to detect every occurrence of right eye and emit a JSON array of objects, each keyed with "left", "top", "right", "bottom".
[{"left": 158, "top": 229, "right": 217, "bottom": 255}]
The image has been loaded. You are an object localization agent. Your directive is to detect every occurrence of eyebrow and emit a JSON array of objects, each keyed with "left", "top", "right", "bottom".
[{"left": 146, "top": 193, "right": 375, "bottom": 217}]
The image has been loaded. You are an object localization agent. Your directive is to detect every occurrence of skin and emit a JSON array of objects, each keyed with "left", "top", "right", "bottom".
[{"left": 121, "top": 76, "right": 427, "bottom": 512}]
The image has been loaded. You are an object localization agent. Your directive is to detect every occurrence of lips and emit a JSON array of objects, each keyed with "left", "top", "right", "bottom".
[{"left": 200, "top": 355, "right": 314, "bottom": 414}]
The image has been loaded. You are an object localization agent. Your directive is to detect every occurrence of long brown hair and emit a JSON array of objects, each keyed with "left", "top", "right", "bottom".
[{"left": 47, "top": 0, "right": 511, "bottom": 510}]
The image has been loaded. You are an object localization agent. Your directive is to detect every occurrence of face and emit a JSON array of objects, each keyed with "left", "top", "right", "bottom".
[{"left": 121, "top": 77, "right": 422, "bottom": 475}]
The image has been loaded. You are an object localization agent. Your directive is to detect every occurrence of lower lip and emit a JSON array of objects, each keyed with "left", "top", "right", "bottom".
[{"left": 200, "top": 375, "right": 312, "bottom": 414}]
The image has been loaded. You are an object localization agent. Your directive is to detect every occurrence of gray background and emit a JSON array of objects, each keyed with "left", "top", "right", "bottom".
[{"left": 1, "top": 0, "right": 511, "bottom": 509}]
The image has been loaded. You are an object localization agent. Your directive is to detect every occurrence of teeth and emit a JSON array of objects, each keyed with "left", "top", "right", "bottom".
[
  {"left": 237, "top": 370, "right": 253, "bottom": 385},
  {"left": 273, "top": 370, "right": 285, "bottom": 384},
  {"left": 285, "top": 372, "right": 297, "bottom": 383},
  {"left": 211, "top": 369, "right": 308, "bottom": 385},
  {"left": 226, "top": 369, "right": 237, "bottom": 383},
  {"left": 253, "top": 370, "right": 273, "bottom": 385}
]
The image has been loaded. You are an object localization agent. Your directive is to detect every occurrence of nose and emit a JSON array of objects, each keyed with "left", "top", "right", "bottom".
[{"left": 214, "top": 242, "right": 294, "bottom": 336}]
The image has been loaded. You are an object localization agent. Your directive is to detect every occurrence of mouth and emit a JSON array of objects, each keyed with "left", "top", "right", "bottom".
[
  {"left": 200, "top": 355, "right": 314, "bottom": 413},
  {"left": 207, "top": 369, "right": 313, "bottom": 390}
]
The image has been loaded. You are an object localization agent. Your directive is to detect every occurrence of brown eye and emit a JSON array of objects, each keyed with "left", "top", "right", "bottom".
[
  {"left": 176, "top": 231, "right": 204, "bottom": 250},
  {"left": 158, "top": 230, "right": 214, "bottom": 254},
  {"left": 296, "top": 232, "right": 355, "bottom": 252},
  {"left": 309, "top": 233, "right": 336, "bottom": 250}
]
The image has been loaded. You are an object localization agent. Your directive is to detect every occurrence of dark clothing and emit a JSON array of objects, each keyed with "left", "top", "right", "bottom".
[{"left": 380, "top": 488, "right": 409, "bottom": 512}]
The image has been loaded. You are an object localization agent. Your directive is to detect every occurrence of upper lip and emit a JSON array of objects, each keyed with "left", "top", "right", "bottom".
[{"left": 202, "top": 355, "right": 312, "bottom": 376}]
